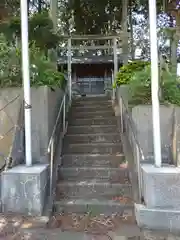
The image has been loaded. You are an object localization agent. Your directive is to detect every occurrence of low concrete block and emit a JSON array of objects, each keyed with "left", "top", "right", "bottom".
[
  {"left": 142, "top": 164, "right": 180, "bottom": 209},
  {"left": 1, "top": 164, "right": 49, "bottom": 216},
  {"left": 135, "top": 203, "right": 180, "bottom": 234}
]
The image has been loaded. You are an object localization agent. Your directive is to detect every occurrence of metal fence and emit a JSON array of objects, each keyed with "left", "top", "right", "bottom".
[{"left": 0, "top": 94, "right": 25, "bottom": 171}]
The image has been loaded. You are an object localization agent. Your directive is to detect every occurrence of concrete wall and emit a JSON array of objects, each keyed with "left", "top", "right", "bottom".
[
  {"left": 172, "top": 107, "right": 180, "bottom": 166},
  {"left": 116, "top": 85, "right": 130, "bottom": 108},
  {"left": 131, "top": 105, "right": 174, "bottom": 160},
  {"left": 0, "top": 86, "right": 64, "bottom": 167},
  {"left": 31, "top": 87, "right": 64, "bottom": 163},
  {"left": 116, "top": 87, "right": 180, "bottom": 163}
]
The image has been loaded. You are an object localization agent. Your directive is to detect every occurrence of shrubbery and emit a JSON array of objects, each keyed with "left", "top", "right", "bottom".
[
  {"left": 0, "top": 12, "right": 66, "bottom": 90},
  {"left": 0, "top": 35, "right": 66, "bottom": 89},
  {"left": 113, "top": 60, "right": 149, "bottom": 87},
  {"left": 115, "top": 60, "right": 180, "bottom": 106}
]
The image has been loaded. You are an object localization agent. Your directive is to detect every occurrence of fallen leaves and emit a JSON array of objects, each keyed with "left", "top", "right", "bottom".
[
  {"left": 49, "top": 212, "right": 135, "bottom": 233},
  {"left": 0, "top": 214, "right": 49, "bottom": 239},
  {"left": 111, "top": 196, "right": 132, "bottom": 204}
]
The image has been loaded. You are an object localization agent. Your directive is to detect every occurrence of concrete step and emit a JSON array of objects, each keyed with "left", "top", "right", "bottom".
[
  {"left": 135, "top": 203, "right": 180, "bottom": 234},
  {"left": 73, "top": 96, "right": 110, "bottom": 103},
  {"left": 64, "top": 133, "right": 121, "bottom": 144},
  {"left": 68, "top": 117, "right": 117, "bottom": 126},
  {"left": 72, "top": 100, "right": 111, "bottom": 107},
  {"left": 70, "top": 110, "right": 115, "bottom": 118},
  {"left": 58, "top": 167, "right": 129, "bottom": 183},
  {"left": 56, "top": 180, "right": 132, "bottom": 200},
  {"left": 71, "top": 105, "right": 112, "bottom": 113},
  {"left": 54, "top": 199, "right": 133, "bottom": 215},
  {"left": 63, "top": 142, "right": 123, "bottom": 154},
  {"left": 62, "top": 154, "right": 125, "bottom": 168},
  {"left": 67, "top": 125, "right": 118, "bottom": 134}
]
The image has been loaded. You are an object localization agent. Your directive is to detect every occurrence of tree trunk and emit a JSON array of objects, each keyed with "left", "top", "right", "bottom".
[
  {"left": 168, "top": 15, "right": 177, "bottom": 74},
  {"left": 49, "top": 0, "right": 58, "bottom": 32},
  {"left": 167, "top": 1, "right": 179, "bottom": 75},
  {"left": 171, "top": 31, "right": 178, "bottom": 74},
  {"left": 121, "top": 0, "right": 129, "bottom": 64},
  {"left": 129, "top": 0, "right": 134, "bottom": 60},
  {"left": 38, "top": 0, "right": 42, "bottom": 13},
  {"left": 0, "top": 1, "right": 9, "bottom": 20}
]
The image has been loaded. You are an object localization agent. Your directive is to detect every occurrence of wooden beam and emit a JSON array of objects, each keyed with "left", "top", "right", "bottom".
[
  {"left": 113, "top": 38, "right": 118, "bottom": 76},
  {"left": 62, "top": 45, "right": 122, "bottom": 50},
  {"left": 59, "top": 33, "right": 128, "bottom": 40},
  {"left": 67, "top": 38, "right": 72, "bottom": 102}
]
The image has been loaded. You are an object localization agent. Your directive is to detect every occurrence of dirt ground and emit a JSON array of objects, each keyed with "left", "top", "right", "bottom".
[{"left": 0, "top": 211, "right": 135, "bottom": 239}]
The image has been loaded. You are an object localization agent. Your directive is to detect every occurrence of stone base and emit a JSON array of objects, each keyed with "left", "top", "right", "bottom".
[
  {"left": 135, "top": 203, "right": 180, "bottom": 234},
  {"left": 1, "top": 164, "right": 49, "bottom": 216},
  {"left": 142, "top": 164, "right": 180, "bottom": 209}
]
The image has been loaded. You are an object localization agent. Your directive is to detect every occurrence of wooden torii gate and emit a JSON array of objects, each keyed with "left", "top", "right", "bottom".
[{"left": 61, "top": 34, "right": 121, "bottom": 100}]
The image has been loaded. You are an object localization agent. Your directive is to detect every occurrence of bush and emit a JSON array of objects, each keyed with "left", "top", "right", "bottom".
[
  {"left": 162, "top": 78, "right": 180, "bottom": 106},
  {"left": 0, "top": 11, "right": 60, "bottom": 52},
  {"left": 0, "top": 34, "right": 22, "bottom": 87},
  {"left": 128, "top": 64, "right": 180, "bottom": 106},
  {"left": 128, "top": 65, "right": 151, "bottom": 105},
  {"left": 113, "top": 60, "right": 149, "bottom": 87},
  {"left": 0, "top": 34, "right": 66, "bottom": 89}
]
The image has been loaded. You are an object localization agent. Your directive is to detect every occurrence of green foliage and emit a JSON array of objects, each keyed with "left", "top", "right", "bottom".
[
  {"left": 0, "top": 12, "right": 60, "bottom": 51},
  {"left": 0, "top": 11, "right": 64, "bottom": 90},
  {"left": 162, "top": 78, "right": 180, "bottom": 106},
  {"left": 0, "top": 34, "right": 21, "bottom": 87},
  {"left": 128, "top": 65, "right": 151, "bottom": 105},
  {"left": 29, "top": 11, "right": 60, "bottom": 50},
  {"left": 30, "top": 43, "right": 66, "bottom": 89},
  {"left": 128, "top": 64, "right": 180, "bottom": 106},
  {"left": 0, "top": 34, "right": 66, "bottom": 89},
  {"left": 114, "top": 60, "right": 150, "bottom": 87},
  {"left": 62, "top": 0, "right": 166, "bottom": 35}
]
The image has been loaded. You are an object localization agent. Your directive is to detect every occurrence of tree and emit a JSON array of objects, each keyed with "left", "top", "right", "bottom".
[
  {"left": 0, "top": 0, "right": 49, "bottom": 20},
  {"left": 0, "top": 11, "right": 60, "bottom": 53}
]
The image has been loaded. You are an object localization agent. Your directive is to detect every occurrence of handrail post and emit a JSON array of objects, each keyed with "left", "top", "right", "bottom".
[
  {"left": 111, "top": 71, "right": 115, "bottom": 100},
  {"left": 149, "top": 0, "right": 162, "bottom": 167},
  {"left": 20, "top": 0, "right": 32, "bottom": 167},
  {"left": 50, "top": 138, "right": 54, "bottom": 198},
  {"left": 63, "top": 95, "right": 66, "bottom": 133},
  {"left": 113, "top": 37, "right": 118, "bottom": 100},
  {"left": 68, "top": 38, "right": 72, "bottom": 103},
  {"left": 120, "top": 96, "right": 124, "bottom": 133},
  {"left": 135, "top": 143, "right": 142, "bottom": 201}
]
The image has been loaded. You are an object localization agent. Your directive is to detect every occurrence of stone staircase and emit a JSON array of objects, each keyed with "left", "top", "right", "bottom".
[{"left": 54, "top": 96, "right": 134, "bottom": 215}]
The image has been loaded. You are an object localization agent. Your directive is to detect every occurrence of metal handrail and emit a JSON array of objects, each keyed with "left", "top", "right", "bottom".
[
  {"left": 48, "top": 86, "right": 70, "bottom": 200},
  {"left": 120, "top": 96, "right": 145, "bottom": 160},
  {"left": 119, "top": 93, "right": 145, "bottom": 201},
  {"left": 48, "top": 95, "right": 65, "bottom": 153}
]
